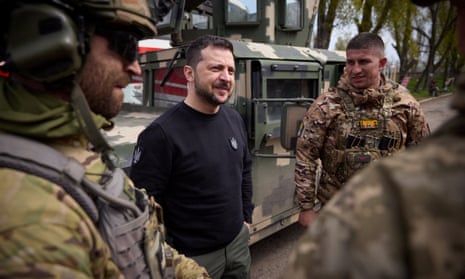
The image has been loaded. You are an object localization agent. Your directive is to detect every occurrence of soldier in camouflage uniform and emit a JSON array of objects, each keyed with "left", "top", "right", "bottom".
[
  {"left": 0, "top": 1, "right": 209, "bottom": 278},
  {"left": 284, "top": 0, "right": 465, "bottom": 277},
  {"left": 295, "top": 32, "right": 430, "bottom": 227}
]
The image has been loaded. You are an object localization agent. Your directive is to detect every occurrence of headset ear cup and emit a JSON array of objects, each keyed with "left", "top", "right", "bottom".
[
  {"left": 6, "top": 4, "right": 83, "bottom": 83},
  {"left": 0, "top": 2, "right": 14, "bottom": 62}
]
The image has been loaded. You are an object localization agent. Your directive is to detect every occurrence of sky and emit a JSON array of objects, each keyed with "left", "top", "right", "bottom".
[{"left": 327, "top": 26, "right": 400, "bottom": 64}]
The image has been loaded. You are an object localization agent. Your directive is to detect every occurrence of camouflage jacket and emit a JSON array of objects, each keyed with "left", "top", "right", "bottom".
[
  {"left": 285, "top": 75, "right": 465, "bottom": 278},
  {"left": 285, "top": 118, "right": 465, "bottom": 279},
  {"left": 0, "top": 136, "right": 125, "bottom": 278},
  {"left": 295, "top": 73, "right": 430, "bottom": 211},
  {"left": 0, "top": 79, "right": 210, "bottom": 279}
]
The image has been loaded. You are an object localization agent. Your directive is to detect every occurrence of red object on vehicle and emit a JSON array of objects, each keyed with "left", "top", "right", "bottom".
[{"left": 0, "top": 70, "right": 9, "bottom": 78}]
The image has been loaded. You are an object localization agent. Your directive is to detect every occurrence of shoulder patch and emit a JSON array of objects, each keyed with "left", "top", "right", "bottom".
[
  {"left": 132, "top": 145, "right": 142, "bottom": 165},
  {"left": 229, "top": 137, "right": 238, "bottom": 151}
]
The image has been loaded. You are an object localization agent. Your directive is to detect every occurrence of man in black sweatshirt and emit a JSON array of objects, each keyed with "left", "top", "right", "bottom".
[{"left": 130, "top": 35, "right": 254, "bottom": 279}]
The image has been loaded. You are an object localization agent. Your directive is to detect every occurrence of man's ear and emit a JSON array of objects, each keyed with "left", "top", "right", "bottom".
[
  {"left": 379, "top": 57, "right": 388, "bottom": 70},
  {"left": 184, "top": 65, "right": 194, "bottom": 82}
]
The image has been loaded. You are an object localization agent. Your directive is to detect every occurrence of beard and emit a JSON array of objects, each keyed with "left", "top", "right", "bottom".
[
  {"left": 194, "top": 77, "right": 232, "bottom": 106},
  {"left": 79, "top": 55, "right": 128, "bottom": 119}
]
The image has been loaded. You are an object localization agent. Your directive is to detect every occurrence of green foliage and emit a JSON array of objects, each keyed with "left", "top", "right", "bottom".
[
  {"left": 410, "top": 90, "right": 431, "bottom": 100},
  {"left": 334, "top": 35, "right": 351, "bottom": 50},
  {"left": 407, "top": 77, "right": 451, "bottom": 100},
  {"left": 409, "top": 78, "right": 430, "bottom": 99},
  {"left": 314, "top": 0, "right": 461, "bottom": 97}
]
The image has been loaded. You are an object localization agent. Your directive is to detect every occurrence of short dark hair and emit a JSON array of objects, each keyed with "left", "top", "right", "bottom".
[
  {"left": 186, "top": 35, "right": 234, "bottom": 67},
  {"left": 346, "top": 32, "right": 385, "bottom": 56}
]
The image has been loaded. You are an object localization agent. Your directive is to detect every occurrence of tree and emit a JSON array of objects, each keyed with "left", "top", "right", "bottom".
[
  {"left": 313, "top": 0, "right": 343, "bottom": 49},
  {"left": 387, "top": 0, "right": 420, "bottom": 82},
  {"left": 313, "top": 0, "right": 395, "bottom": 49},
  {"left": 438, "top": 27, "right": 464, "bottom": 89},
  {"left": 412, "top": 1, "right": 458, "bottom": 92},
  {"left": 352, "top": 0, "right": 395, "bottom": 33},
  {"left": 334, "top": 34, "right": 352, "bottom": 50},
  {"left": 311, "top": 0, "right": 463, "bottom": 91}
]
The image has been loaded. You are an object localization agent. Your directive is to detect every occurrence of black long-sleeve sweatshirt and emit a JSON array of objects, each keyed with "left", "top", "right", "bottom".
[{"left": 130, "top": 102, "right": 254, "bottom": 256}]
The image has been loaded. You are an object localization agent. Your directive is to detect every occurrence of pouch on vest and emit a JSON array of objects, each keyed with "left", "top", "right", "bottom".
[
  {"left": 342, "top": 149, "right": 383, "bottom": 180},
  {"left": 0, "top": 133, "right": 168, "bottom": 279}
]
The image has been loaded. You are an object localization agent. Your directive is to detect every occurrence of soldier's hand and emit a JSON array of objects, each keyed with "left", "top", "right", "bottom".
[
  {"left": 169, "top": 244, "right": 211, "bottom": 279},
  {"left": 298, "top": 209, "right": 317, "bottom": 228}
]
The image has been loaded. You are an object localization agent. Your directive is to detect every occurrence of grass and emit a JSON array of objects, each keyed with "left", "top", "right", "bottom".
[
  {"left": 411, "top": 91, "right": 431, "bottom": 100},
  {"left": 406, "top": 77, "right": 446, "bottom": 100}
]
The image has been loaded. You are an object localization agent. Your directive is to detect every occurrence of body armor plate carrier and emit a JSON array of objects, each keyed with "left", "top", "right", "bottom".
[
  {"left": 0, "top": 133, "right": 174, "bottom": 279},
  {"left": 322, "top": 87, "right": 403, "bottom": 184}
]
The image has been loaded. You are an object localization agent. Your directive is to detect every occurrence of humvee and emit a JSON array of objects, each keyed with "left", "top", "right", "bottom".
[{"left": 104, "top": 0, "right": 345, "bottom": 244}]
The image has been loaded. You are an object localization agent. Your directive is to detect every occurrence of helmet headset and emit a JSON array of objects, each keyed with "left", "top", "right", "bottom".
[
  {"left": 0, "top": 0, "right": 173, "bottom": 83},
  {"left": 0, "top": 0, "right": 173, "bottom": 169},
  {"left": 4, "top": 3, "right": 84, "bottom": 83}
]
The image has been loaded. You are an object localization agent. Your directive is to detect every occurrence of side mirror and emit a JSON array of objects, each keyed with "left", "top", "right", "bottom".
[{"left": 280, "top": 102, "right": 311, "bottom": 151}]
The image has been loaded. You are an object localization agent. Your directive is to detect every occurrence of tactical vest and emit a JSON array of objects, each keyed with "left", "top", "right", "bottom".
[
  {"left": 0, "top": 133, "right": 174, "bottom": 279},
  {"left": 322, "top": 87, "right": 403, "bottom": 184}
]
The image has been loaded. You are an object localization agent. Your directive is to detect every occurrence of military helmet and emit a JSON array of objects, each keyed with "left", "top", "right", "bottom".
[
  {"left": 0, "top": 0, "right": 172, "bottom": 83},
  {"left": 62, "top": 0, "right": 163, "bottom": 38}
]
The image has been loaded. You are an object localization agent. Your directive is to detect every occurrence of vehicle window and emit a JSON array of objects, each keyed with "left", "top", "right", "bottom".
[
  {"left": 266, "top": 79, "right": 315, "bottom": 121},
  {"left": 192, "top": 12, "right": 209, "bottom": 29},
  {"left": 280, "top": 0, "right": 302, "bottom": 30},
  {"left": 226, "top": 0, "right": 258, "bottom": 24}
]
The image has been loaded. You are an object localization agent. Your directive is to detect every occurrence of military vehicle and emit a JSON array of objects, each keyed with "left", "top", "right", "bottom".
[{"left": 104, "top": 0, "right": 345, "bottom": 245}]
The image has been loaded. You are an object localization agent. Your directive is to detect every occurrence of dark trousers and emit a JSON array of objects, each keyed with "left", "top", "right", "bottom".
[{"left": 192, "top": 224, "right": 251, "bottom": 279}]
